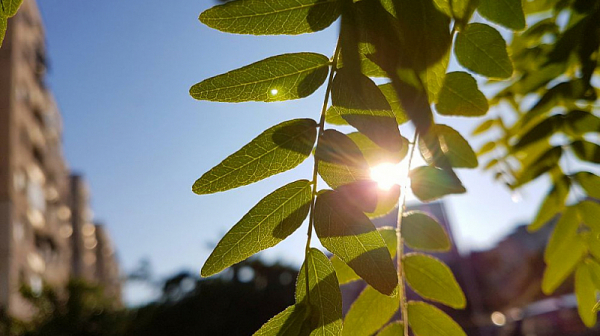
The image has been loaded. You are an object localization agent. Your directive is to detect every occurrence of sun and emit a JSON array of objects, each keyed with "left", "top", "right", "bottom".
[{"left": 370, "top": 162, "right": 410, "bottom": 190}]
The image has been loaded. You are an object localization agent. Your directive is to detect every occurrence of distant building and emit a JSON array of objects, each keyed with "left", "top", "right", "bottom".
[{"left": 0, "top": 0, "right": 121, "bottom": 319}]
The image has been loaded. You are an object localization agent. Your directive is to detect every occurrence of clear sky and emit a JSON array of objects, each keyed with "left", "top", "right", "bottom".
[{"left": 36, "top": 0, "right": 552, "bottom": 304}]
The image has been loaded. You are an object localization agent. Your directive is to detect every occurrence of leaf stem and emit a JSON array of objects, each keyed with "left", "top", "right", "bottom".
[
  {"left": 397, "top": 131, "right": 418, "bottom": 336},
  {"left": 304, "top": 39, "right": 341, "bottom": 301}
]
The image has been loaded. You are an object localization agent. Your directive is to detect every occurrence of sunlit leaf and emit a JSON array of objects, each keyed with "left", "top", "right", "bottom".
[
  {"left": 0, "top": 17, "right": 6, "bottom": 48},
  {"left": 476, "top": 141, "right": 496, "bottom": 156},
  {"left": 296, "top": 248, "right": 343, "bottom": 335},
  {"left": 472, "top": 119, "right": 496, "bottom": 135},
  {"left": 575, "top": 261, "right": 599, "bottom": 328},
  {"left": 199, "top": 0, "right": 341, "bottom": 35},
  {"left": 402, "top": 211, "right": 451, "bottom": 252},
  {"left": 563, "top": 110, "right": 600, "bottom": 135},
  {"left": 190, "top": 53, "right": 330, "bottom": 102},
  {"left": 513, "top": 146, "right": 562, "bottom": 188},
  {"left": 314, "top": 190, "right": 398, "bottom": 295},
  {"left": 571, "top": 140, "right": 600, "bottom": 164},
  {"left": 379, "top": 84, "right": 410, "bottom": 125},
  {"left": 348, "top": 132, "right": 407, "bottom": 166},
  {"left": 436, "top": 72, "right": 488, "bottom": 117},
  {"left": 403, "top": 253, "right": 466, "bottom": 309},
  {"left": 254, "top": 304, "right": 309, "bottom": 336},
  {"left": 574, "top": 172, "right": 600, "bottom": 199},
  {"left": 316, "top": 129, "right": 370, "bottom": 189},
  {"left": 410, "top": 166, "right": 466, "bottom": 202},
  {"left": 202, "top": 180, "right": 312, "bottom": 276},
  {"left": 432, "top": 0, "right": 473, "bottom": 23},
  {"left": 329, "top": 69, "right": 402, "bottom": 151},
  {"left": 343, "top": 286, "right": 399, "bottom": 336},
  {"left": 455, "top": 23, "right": 513, "bottom": 79},
  {"left": 419, "top": 124, "right": 479, "bottom": 168},
  {"left": 376, "top": 322, "right": 404, "bottom": 336},
  {"left": 528, "top": 175, "right": 570, "bottom": 232},
  {"left": 407, "top": 301, "right": 466, "bottom": 336},
  {"left": 0, "top": 0, "right": 23, "bottom": 17},
  {"left": 477, "top": 0, "right": 526, "bottom": 31},
  {"left": 577, "top": 201, "right": 600, "bottom": 232},
  {"left": 193, "top": 119, "right": 317, "bottom": 194},
  {"left": 514, "top": 115, "right": 562, "bottom": 150}
]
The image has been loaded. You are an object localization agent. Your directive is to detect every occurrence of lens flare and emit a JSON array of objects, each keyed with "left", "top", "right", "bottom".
[{"left": 370, "top": 162, "right": 409, "bottom": 190}]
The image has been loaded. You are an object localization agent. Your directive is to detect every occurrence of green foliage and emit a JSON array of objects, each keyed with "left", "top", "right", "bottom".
[
  {"left": 0, "top": 17, "right": 6, "bottom": 46},
  {"left": 454, "top": 23, "right": 513, "bottom": 79},
  {"left": 199, "top": 0, "right": 341, "bottom": 35},
  {"left": 477, "top": 0, "right": 525, "bottom": 31},
  {"left": 376, "top": 321, "right": 404, "bottom": 336},
  {"left": 402, "top": 211, "right": 450, "bottom": 252},
  {"left": 410, "top": 166, "right": 466, "bottom": 201},
  {"left": 193, "top": 119, "right": 317, "bottom": 194},
  {"left": 407, "top": 301, "right": 466, "bottom": 336},
  {"left": 419, "top": 124, "right": 478, "bottom": 168},
  {"left": 254, "top": 304, "right": 308, "bottom": 336},
  {"left": 343, "top": 286, "right": 399, "bottom": 336},
  {"left": 202, "top": 180, "right": 312, "bottom": 276},
  {"left": 190, "top": 53, "right": 330, "bottom": 102},
  {"left": 575, "top": 261, "right": 599, "bottom": 328},
  {"left": 403, "top": 253, "right": 466, "bottom": 309},
  {"left": 0, "top": 0, "right": 24, "bottom": 47},
  {"left": 435, "top": 72, "right": 488, "bottom": 117}
]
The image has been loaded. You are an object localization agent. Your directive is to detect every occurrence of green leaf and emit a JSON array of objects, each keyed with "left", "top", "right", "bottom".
[
  {"left": 348, "top": 132, "right": 408, "bottom": 167},
  {"left": 588, "top": 259, "right": 600, "bottom": 289},
  {"left": 199, "top": 0, "right": 341, "bottom": 35},
  {"left": 376, "top": 322, "right": 404, "bottom": 336},
  {"left": 407, "top": 301, "right": 467, "bottom": 336},
  {"left": 329, "top": 70, "right": 402, "bottom": 152},
  {"left": 528, "top": 175, "right": 570, "bottom": 232},
  {"left": 476, "top": 141, "right": 496, "bottom": 156},
  {"left": 514, "top": 115, "right": 562, "bottom": 150},
  {"left": 343, "top": 286, "right": 399, "bottom": 336},
  {"left": 190, "top": 53, "right": 330, "bottom": 102},
  {"left": 379, "top": 84, "right": 410, "bottom": 125},
  {"left": 571, "top": 140, "right": 600, "bottom": 164},
  {"left": 0, "top": 0, "right": 23, "bottom": 17},
  {"left": 575, "top": 261, "right": 599, "bottom": 328},
  {"left": 366, "top": 186, "right": 401, "bottom": 219},
  {"left": 403, "top": 253, "right": 466, "bottom": 309},
  {"left": 455, "top": 23, "right": 513, "bottom": 79},
  {"left": 577, "top": 201, "right": 600, "bottom": 232},
  {"left": 201, "top": 180, "right": 312, "bottom": 276},
  {"left": 314, "top": 190, "right": 398, "bottom": 295},
  {"left": 471, "top": 119, "right": 496, "bottom": 135},
  {"left": 574, "top": 172, "right": 600, "bottom": 199},
  {"left": 402, "top": 211, "right": 451, "bottom": 252},
  {"left": 410, "top": 166, "right": 466, "bottom": 202},
  {"left": 477, "top": 0, "right": 526, "bottom": 31},
  {"left": 254, "top": 304, "right": 309, "bottom": 336},
  {"left": 316, "top": 129, "right": 370, "bottom": 189},
  {"left": 563, "top": 110, "right": 600, "bottom": 135},
  {"left": 419, "top": 124, "right": 479, "bottom": 169},
  {"left": 0, "top": 17, "right": 6, "bottom": 48},
  {"left": 193, "top": 119, "right": 317, "bottom": 194},
  {"left": 542, "top": 208, "right": 587, "bottom": 294},
  {"left": 436, "top": 72, "right": 489, "bottom": 117},
  {"left": 513, "top": 146, "right": 563, "bottom": 188},
  {"left": 296, "top": 248, "right": 343, "bottom": 336},
  {"left": 331, "top": 226, "right": 397, "bottom": 285}
]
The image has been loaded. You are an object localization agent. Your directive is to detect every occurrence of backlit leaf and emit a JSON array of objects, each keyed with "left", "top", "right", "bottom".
[
  {"left": 376, "top": 322, "right": 404, "bottom": 336},
  {"left": 528, "top": 175, "right": 570, "bottom": 232},
  {"left": 564, "top": 110, "right": 600, "bottom": 135},
  {"left": 0, "top": 17, "right": 6, "bottom": 48},
  {"left": 471, "top": 119, "right": 496, "bottom": 135},
  {"left": 577, "top": 201, "right": 600, "bottom": 232},
  {"left": 575, "top": 261, "right": 599, "bottom": 328},
  {"left": 476, "top": 141, "right": 496, "bottom": 156},
  {"left": 402, "top": 211, "right": 451, "bottom": 252},
  {"left": 202, "top": 180, "right": 312, "bottom": 276},
  {"left": 0, "top": 0, "right": 23, "bottom": 17},
  {"left": 190, "top": 53, "right": 330, "bottom": 102},
  {"left": 407, "top": 301, "right": 467, "bottom": 336},
  {"left": 254, "top": 304, "right": 309, "bottom": 336},
  {"left": 329, "top": 70, "right": 402, "bottom": 151},
  {"left": 199, "top": 0, "right": 341, "bottom": 35},
  {"left": 296, "top": 248, "right": 343, "bottom": 336},
  {"left": 574, "top": 172, "right": 600, "bottom": 199},
  {"left": 379, "top": 84, "right": 410, "bottom": 125},
  {"left": 410, "top": 166, "right": 466, "bottom": 202},
  {"left": 316, "top": 129, "right": 370, "bottom": 189},
  {"left": 436, "top": 72, "right": 489, "bottom": 117},
  {"left": 193, "top": 119, "right": 317, "bottom": 194},
  {"left": 343, "top": 286, "right": 399, "bottom": 336},
  {"left": 404, "top": 253, "right": 466, "bottom": 309},
  {"left": 455, "top": 23, "right": 513, "bottom": 79},
  {"left": 477, "top": 0, "right": 526, "bottom": 31},
  {"left": 419, "top": 124, "right": 479, "bottom": 168},
  {"left": 348, "top": 132, "right": 408, "bottom": 166},
  {"left": 314, "top": 190, "right": 398, "bottom": 295},
  {"left": 513, "top": 146, "right": 562, "bottom": 188}
]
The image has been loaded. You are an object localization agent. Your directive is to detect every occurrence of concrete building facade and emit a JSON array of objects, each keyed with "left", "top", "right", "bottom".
[{"left": 0, "top": 0, "right": 121, "bottom": 319}]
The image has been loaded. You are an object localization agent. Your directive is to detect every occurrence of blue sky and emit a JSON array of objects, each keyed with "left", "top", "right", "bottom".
[{"left": 36, "top": 0, "right": 550, "bottom": 304}]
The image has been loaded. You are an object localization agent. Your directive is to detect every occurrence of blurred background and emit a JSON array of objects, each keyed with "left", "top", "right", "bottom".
[{"left": 0, "top": 0, "right": 598, "bottom": 335}]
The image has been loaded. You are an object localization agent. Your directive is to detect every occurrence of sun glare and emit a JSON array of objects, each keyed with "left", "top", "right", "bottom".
[{"left": 370, "top": 162, "right": 409, "bottom": 190}]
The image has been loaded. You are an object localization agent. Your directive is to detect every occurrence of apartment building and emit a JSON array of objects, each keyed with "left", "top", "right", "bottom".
[{"left": 0, "top": 0, "right": 121, "bottom": 319}]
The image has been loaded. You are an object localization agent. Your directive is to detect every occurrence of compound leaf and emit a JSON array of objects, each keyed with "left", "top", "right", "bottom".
[
  {"left": 202, "top": 180, "right": 312, "bottom": 276},
  {"left": 193, "top": 119, "right": 317, "bottom": 194},
  {"left": 190, "top": 53, "right": 330, "bottom": 102}
]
